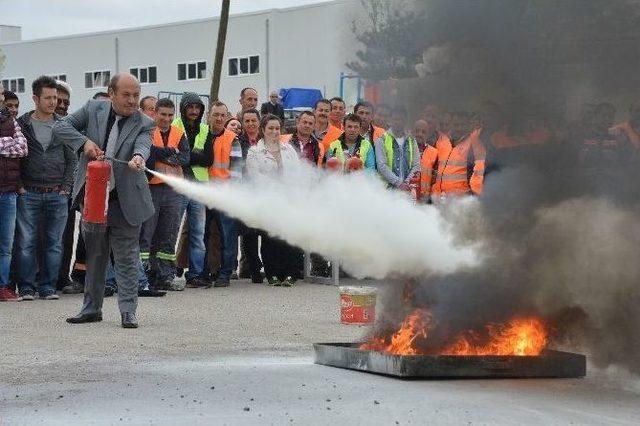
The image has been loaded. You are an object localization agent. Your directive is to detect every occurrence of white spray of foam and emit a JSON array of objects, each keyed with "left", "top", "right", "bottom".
[{"left": 149, "top": 163, "right": 478, "bottom": 279}]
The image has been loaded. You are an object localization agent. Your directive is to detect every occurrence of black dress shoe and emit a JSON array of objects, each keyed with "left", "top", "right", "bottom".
[
  {"left": 121, "top": 312, "right": 138, "bottom": 329},
  {"left": 66, "top": 312, "right": 102, "bottom": 324}
]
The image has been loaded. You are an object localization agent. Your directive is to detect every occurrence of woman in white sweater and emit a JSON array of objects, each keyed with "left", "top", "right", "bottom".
[{"left": 245, "top": 114, "right": 302, "bottom": 286}]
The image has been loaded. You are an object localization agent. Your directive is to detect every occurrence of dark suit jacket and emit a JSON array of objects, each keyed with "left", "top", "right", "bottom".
[{"left": 260, "top": 102, "right": 285, "bottom": 121}]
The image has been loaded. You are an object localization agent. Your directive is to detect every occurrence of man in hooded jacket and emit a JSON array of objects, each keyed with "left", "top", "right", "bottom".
[{"left": 172, "top": 93, "right": 212, "bottom": 287}]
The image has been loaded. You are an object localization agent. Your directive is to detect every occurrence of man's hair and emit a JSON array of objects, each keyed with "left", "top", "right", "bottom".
[
  {"left": 155, "top": 98, "right": 175, "bottom": 111},
  {"left": 55, "top": 80, "right": 71, "bottom": 96},
  {"left": 139, "top": 95, "right": 157, "bottom": 109},
  {"left": 240, "top": 87, "right": 257, "bottom": 98},
  {"left": 93, "top": 92, "right": 109, "bottom": 100},
  {"left": 210, "top": 100, "right": 228, "bottom": 110},
  {"left": 329, "top": 96, "right": 345, "bottom": 106},
  {"left": 354, "top": 101, "right": 374, "bottom": 114},
  {"left": 32, "top": 75, "right": 58, "bottom": 97},
  {"left": 3, "top": 90, "right": 18, "bottom": 102},
  {"left": 343, "top": 113, "right": 362, "bottom": 126},
  {"left": 241, "top": 108, "right": 260, "bottom": 122},
  {"left": 314, "top": 98, "right": 331, "bottom": 110},
  {"left": 298, "top": 110, "right": 316, "bottom": 121}
]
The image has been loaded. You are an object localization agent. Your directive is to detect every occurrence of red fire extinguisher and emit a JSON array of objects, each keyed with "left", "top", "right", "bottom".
[
  {"left": 82, "top": 160, "right": 111, "bottom": 224},
  {"left": 409, "top": 171, "right": 421, "bottom": 203}
]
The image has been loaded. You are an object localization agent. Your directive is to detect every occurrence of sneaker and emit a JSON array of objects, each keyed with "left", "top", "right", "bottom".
[
  {"left": 267, "top": 276, "right": 280, "bottom": 286},
  {"left": 0, "top": 287, "right": 22, "bottom": 302},
  {"left": 62, "top": 281, "right": 84, "bottom": 294},
  {"left": 213, "top": 279, "right": 230, "bottom": 288},
  {"left": 251, "top": 274, "right": 264, "bottom": 284},
  {"left": 41, "top": 293, "right": 60, "bottom": 300},
  {"left": 230, "top": 272, "right": 239, "bottom": 280},
  {"left": 281, "top": 276, "right": 296, "bottom": 287},
  {"left": 21, "top": 293, "right": 35, "bottom": 301},
  {"left": 168, "top": 280, "right": 186, "bottom": 291}
]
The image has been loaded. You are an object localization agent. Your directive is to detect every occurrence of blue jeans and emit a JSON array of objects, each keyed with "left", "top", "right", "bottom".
[
  {"left": 106, "top": 258, "right": 149, "bottom": 291},
  {"left": 217, "top": 211, "right": 238, "bottom": 281},
  {"left": 16, "top": 191, "right": 68, "bottom": 296},
  {"left": 0, "top": 192, "right": 18, "bottom": 287},
  {"left": 181, "top": 198, "right": 206, "bottom": 280}
]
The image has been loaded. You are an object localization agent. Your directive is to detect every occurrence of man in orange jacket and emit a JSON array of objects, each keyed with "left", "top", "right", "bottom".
[
  {"left": 140, "top": 98, "right": 190, "bottom": 291},
  {"left": 430, "top": 111, "right": 486, "bottom": 200},
  {"left": 314, "top": 98, "right": 343, "bottom": 152}
]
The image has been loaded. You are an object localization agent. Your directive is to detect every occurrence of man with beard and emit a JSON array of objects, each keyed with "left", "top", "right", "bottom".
[{"left": 173, "top": 93, "right": 212, "bottom": 288}]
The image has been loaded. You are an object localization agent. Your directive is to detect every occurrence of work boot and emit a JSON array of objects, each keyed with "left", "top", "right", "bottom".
[{"left": 62, "top": 281, "right": 84, "bottom": 294}]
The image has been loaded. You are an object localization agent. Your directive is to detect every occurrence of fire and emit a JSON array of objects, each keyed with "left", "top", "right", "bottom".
[
  {"left": 441, "top": 317, "right": 548, "bottom": 356},
  {"left": 360, "top": 310, "right": 548, "bottom": 356},
  {"left": 360, "top": 308, "right": 432, "bottom": 355}
]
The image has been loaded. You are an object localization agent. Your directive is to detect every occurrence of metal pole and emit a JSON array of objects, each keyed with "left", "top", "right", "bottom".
[
  {"left": 265, "top": 18, "right": 270, "bottom": 95},
  {"left": 209, "top": 0, "right": 230, "bottom": 104}
]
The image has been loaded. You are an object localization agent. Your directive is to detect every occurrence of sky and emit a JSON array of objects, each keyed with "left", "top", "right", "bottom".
[{"left": 0, "top": 0, "right": 331, "bottom": 40}]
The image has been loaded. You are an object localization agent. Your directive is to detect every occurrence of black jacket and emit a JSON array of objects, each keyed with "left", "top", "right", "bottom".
[
  {"left": 260, "top": 102, "right": 285, "bottom": 121},
  {"left": 179, "top": 92, "right": 212, "bottom": 180},
  {"left": 17, "top": 111, "right": 76, "bottom": 191}
]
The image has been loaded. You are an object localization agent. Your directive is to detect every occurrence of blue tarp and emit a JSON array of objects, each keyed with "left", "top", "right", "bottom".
[{"left": 279, "top": 87, "right": 323, "bottom": 109}]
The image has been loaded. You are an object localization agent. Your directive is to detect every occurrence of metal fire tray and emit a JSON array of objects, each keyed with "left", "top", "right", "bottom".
[{"left": 313, "top": 343, "right": 586, "bottom": 379}]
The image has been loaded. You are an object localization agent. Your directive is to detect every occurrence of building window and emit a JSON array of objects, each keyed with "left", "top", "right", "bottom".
[
  {"left": 228, "top": 55, "right": 260, "bottom": 76},
  {"left": 49, "top": 74, "right": 67, "bottom": 82},
  {"left": 1, "top": 78, "right": 25, "bottom": 93},
  {"left": 129, "top": 66, "right": 157, "bottom": 84},
  {"left": 84, "top": 70, "right": 110, "bottom": 89},
  {"left": 177, "top": 61, "right": 207, "bottom": 81}
]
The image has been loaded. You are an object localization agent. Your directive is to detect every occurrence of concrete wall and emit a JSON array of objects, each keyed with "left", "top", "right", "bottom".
[{"left": 0, "top": 0, "right": 358, "bottom": 114}]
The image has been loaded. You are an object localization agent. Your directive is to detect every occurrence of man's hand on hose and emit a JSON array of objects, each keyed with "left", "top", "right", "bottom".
[
  {"left": 129, "top": 154, "right": 145, "bottom": 171},
  {"left": 84, "top": 140, "right": 104, "bottom": 160}
]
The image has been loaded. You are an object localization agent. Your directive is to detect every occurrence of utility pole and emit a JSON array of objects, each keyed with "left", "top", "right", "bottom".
[{"left": 209, "top": 0, "right": 230, "bottom": 104}]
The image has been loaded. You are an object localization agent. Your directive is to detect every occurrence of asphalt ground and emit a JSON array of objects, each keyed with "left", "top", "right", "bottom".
[{"left": 1, "top": 279, "right": 639, "bottom": 425}]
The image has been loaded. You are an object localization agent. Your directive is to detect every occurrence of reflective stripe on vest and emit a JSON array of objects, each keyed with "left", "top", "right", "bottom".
[
  {"left": 148, "top": 125, "right": 184, "bottom": 185},
  {"left": 173, "top": 117, "right": 210, "bottom": 181},
  {"left": 209, "top": 129, "right": 237, "bottom": 180},
  {"left": 383, "top": 133, "right": 415, "bottom": 169},
  {"left": 328, "top": 139, "right": 372, "bottom": 166},
  {"left": 433, "top": 129, "right": 485, "bottom": 195}
]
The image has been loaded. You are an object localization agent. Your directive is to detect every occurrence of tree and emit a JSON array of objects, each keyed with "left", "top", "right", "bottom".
[
  {"left": 347, "top": 0, "right": 428, "bottom": 81},
  {"left": 209, "top": 0, "right": 230, "bottom": 104}
]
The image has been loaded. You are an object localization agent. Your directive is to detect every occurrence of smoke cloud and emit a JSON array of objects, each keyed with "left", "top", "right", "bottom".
[{"left": 149, "top": 165, "right": 477, "bottom": 279}]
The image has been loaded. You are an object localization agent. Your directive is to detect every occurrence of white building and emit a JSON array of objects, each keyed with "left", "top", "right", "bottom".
[{"left": 0, "top": 0, "right": 362, "bottom": 112}]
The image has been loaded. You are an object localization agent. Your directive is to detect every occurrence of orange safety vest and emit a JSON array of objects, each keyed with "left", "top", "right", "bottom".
[
  {"left": 372, "top": 125, "right": 385, "bottom": 142},
  {"left": 320, "top": 124, "right": 344, "bottom": 151},
  {"left": 610, "top": 121, "right": 640, "bottom": 149},
  {"left": 208, "top": 128, "right": 238, "bottom": 180},
  {"left": 419, "top": 134, "right": 446, "bottom": 198},
  {"left": 432, "top": 129, "right": 486, "bottom": 196},
  {"left": 281, "top": 133, "right": 325, "bottom": 167},
  {"left": 148, "top": 125, "right": 184, "bottom": 185}
]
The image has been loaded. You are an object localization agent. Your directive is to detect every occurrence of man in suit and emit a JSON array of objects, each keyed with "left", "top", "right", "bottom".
[
  {"left": 260, "top": 90, "right": 284, "bottom": 122},
  {"left": 54, "top": 73, "right": 154, "bottom": 328}
]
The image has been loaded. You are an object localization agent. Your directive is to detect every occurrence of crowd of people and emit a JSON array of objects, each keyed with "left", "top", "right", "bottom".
[{"left": 1, "top": 73, "right": 639, "bottom": 327}]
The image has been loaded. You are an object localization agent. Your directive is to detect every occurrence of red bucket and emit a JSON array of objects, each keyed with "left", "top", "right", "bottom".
[{"left": 339, "top": 286, "right": 377, "bottom": 325}]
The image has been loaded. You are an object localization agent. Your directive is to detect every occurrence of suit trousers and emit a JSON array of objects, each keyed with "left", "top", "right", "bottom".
[{"left": 80, "top": 196, "right": 140, "bottom": 315}]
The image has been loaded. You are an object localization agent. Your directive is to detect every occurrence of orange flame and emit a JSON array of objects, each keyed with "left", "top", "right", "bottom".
[
  {"left": 360, "top": 309, "right": 432, "bottom": 355},
  {"left": 360, "top": 310, "right": 548, "bottom": 356},
  {"left": 441, "top": 317, "right": 548, "bottom": 356}
]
